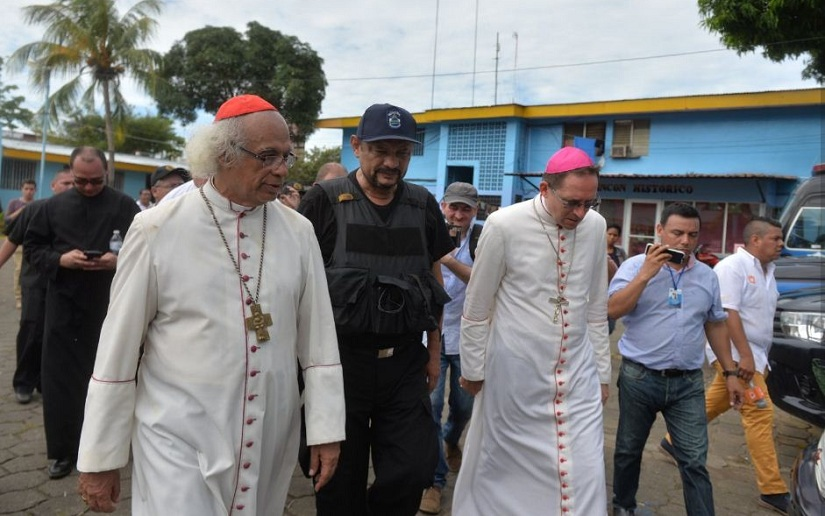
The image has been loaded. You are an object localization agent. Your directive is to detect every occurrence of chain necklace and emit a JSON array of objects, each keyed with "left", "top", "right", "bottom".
[
  {"left": 200, "top": 185, "right": 272, "bottom": 343},
  {"left": 533, "top": 196, "right": 577, "bottom": 324}
]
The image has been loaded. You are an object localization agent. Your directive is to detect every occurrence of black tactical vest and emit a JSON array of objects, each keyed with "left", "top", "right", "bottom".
[{"left": 319, "top": 177, "right": 450, "bottom": 336}]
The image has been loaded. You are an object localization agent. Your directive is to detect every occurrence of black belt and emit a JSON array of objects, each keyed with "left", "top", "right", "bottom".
[{"left": 624, "top": 358, "right": 699, "bottom": 378}]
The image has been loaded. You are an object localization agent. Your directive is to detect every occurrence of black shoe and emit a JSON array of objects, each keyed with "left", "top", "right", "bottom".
[
  {"left": 613, "top": 507, "right": 635, "bottom": 516},
  {"left": 48, "top": 459, "right": 73, "bottom": 479},
  {"left": 14, "top": 388, "right": 33, "bottom": 404},
  {"left": 659, "top": 437, "right": 678, "bottom": 466},
  {"left": 758, "top": 493, "right": 789, "bottom": 514}
]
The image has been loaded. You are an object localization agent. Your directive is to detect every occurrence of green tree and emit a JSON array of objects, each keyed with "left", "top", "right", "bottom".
[
  {"left": 9, "top": 0, "right": 163, "bottom": 182},
  {"left": 0, "top": 58, "right": 34, "bottom": 131},
  {"left": 287, "top": 146, "right": 341, "bottom": 187},
  {"left": 153, "top": 22, "right": 327, "bottom": 145},
  {"left": 698, "top": 0, "right": 825, "bottom": 83},
  {"left": 55, "top": 109, "right": 184, "bottom": 158}
]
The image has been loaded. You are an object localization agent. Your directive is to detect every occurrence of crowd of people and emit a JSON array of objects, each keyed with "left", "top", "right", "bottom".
[{"left": 0, "top": 94, "right": 792, "bottom": 515}]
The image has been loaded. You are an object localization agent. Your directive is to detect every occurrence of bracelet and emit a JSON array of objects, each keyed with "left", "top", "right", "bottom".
[{"left": 722, "top": 370, "right": 739, "bottom": 378}]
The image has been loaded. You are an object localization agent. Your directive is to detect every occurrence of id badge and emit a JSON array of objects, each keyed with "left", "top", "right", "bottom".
[{"left": 668, "top": 288, "right": 683, "bottom": 308}]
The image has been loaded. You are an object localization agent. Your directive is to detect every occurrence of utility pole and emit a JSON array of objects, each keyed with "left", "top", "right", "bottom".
[
  {"left": 430, "top": 0, "right": 440, "bottom": 109},
  {"left": 512, "top": 32, "right": 519, "bottom": 104},
  {"left": 494, "top": 32, "right": 500, "bottom": 105},
  {"left": 38, "top": 67, "right": 51, "bottom": 200},
  {"left": 471, "top": 0, "right": 479, "bottom": 106}
]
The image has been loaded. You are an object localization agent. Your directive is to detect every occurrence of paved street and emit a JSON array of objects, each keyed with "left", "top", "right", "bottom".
[{"left": 0, "top": 261, "right": 820, "bottom": 515}]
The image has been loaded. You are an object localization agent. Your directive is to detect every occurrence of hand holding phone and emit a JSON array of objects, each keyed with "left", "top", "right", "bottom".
[
  {"left": 644, "top": 243, "right": 686, "bottom": 265},
  {"left": 84, "top": 250, "right": 103, "bottom": 260}
]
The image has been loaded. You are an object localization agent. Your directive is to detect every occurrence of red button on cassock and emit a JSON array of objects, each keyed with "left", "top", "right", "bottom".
[
  {"left": 239, "top": 232, "right": 246, "bottom": 238},
  {"left": 250, "top": 346, "right": 257, "bottom": 353}
]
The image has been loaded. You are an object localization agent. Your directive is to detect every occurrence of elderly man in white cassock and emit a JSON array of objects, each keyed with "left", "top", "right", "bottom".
[
  {"left": 76, "top": 95, "right": 345, "bottom": 514},
  {"left": 453, "top": 146, "right": 611, "bottom": 515}
]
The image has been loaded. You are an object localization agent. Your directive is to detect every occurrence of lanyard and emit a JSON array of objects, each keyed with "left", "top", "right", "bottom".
[{"left": 667, "top": 265, "right": 686, "bottom": 290}]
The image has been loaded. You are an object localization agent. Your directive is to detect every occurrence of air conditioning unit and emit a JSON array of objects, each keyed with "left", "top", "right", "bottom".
[{"left": 611, "top": 144, "right": 628, "bottom": 158}]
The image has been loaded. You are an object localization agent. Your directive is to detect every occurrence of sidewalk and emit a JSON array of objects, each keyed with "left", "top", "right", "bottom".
[{"left": 0, "top": 262, "right": 819, "bottom": 514}]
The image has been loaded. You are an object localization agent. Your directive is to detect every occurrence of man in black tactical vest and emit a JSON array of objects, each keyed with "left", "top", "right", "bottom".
[{"left": 299, "top": 103, "right": 454, "bottom": 516}]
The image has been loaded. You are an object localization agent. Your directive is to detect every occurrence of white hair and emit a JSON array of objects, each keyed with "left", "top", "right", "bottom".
[{"left": 184, "top": 117, "right": 247, "bottom": 180}]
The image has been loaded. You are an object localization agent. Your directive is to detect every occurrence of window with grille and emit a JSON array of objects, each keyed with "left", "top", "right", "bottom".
[
  {"left": 413, "top": 128, "right": 426, "bottom": 156},
  {"left": 0, "top": 158, "right": 38, "bottom": 190},
  {"left": 447, "top": 122, "right": 507, "bottom": 191},
  {"left": 612, "top": 119, "right": 650, "bottom": 158},
  {"left": 476, "top": 195, "right": 501, "bottom": 221},
  {"left": 113, "top": 170, "right": 125, "bottom": 191},
  {"left": 563, "top": 122, "right": 606, "bottom": 154}
]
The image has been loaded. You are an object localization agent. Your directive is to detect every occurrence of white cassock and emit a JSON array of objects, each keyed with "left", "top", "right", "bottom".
[
  {"left": 454, "top": 197, "right": 611, "bottom": 516},
  {"left": 78, "top": 181, "right": 345, "bottom": 515}
]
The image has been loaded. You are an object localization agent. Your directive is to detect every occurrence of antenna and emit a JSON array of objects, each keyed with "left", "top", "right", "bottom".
[{"left": 494, "top": 32, "right": 500, "bottom": 105}]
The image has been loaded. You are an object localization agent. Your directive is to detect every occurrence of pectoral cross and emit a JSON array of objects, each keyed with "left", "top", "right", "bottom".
[
  {"left": 549, "top": 296, "right": 569, "bottom": 324},
  {"left": 245, "top": 303, "right": 273, "bottom": 343}
]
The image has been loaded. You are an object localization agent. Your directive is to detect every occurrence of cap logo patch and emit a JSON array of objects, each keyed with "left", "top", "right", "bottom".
[{"left": 387, "top": 110, "right": 402, "bottom": 129}]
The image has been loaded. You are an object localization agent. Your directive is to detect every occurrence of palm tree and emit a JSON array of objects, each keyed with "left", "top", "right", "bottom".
[{"left": 9, "top": 0, "right": 163, "bottom": 183}]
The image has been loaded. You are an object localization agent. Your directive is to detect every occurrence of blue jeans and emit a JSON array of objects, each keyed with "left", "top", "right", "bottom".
[
  {"left": 613, "top": 359, "right": 715, "bottom": 516},
  {"left": 429, "top": 349, "right": 474, "bottom": 488}
]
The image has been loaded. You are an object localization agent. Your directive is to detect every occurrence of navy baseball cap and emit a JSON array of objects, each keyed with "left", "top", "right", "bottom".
[{"left": 356, "top": 104, "right": 420, "bottom": 143}]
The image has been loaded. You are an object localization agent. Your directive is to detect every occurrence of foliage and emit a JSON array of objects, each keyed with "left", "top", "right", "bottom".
[
  {"left": 0, "top": 58, "right": 34, "bottom": 131},
  {"left": 9, "top": 0, "right": 164, "bottom": 180},
  {"left": 153, "top": 22, "right": 327, "bottom": 144},
  {"left": 698, "top": 0, "right": 825, "bottom": 83},
  {"left": 54, "top": 109, "right": 184, "bottom": 158},
  {"left": 287, "top": 146, "right": 342, "bottom": 187}
]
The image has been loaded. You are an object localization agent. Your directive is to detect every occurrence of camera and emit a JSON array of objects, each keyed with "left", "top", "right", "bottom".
[
  {"left": 644, "top": 243, "right": 686, "bottom": 265},
  {"left": 447, "top": 223, "right": 462, "bottom": 248}
]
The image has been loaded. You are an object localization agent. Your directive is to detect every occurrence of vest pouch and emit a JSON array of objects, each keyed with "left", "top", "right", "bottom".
[
  {"left": 406, "top": 272, "right": 451, "bottom": 331},
  {"left": 325, "top": 267, "right": 372, "bottom": 335},
  {"left": 373, "top": 273, "right": 451, "bottom": 335}
]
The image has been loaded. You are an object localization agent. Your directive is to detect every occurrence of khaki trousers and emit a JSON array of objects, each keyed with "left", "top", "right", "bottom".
[{"left": 704, "top": 361, "right": 788, "bottom": 495}]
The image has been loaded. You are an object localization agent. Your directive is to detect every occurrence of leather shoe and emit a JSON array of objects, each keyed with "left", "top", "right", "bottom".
[
  {"left": 445, "top": 442, "right": 463, "bottom": 472},
  {"left": 48, "top": 459, "right": 73, "bottom": 479},
  {"left": 14, "top": 388, "right": 32, "bottom": 404},
  {"left": 419, "top": 486, "right": 442, "bottom": 514}
]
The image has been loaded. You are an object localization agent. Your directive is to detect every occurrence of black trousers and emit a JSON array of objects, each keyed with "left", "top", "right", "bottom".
[
  {"left": 315, "top": 338, "right": 438, "bottom": 516},
  {"left": 42, "top": 292, "right": 106, "bottom": 461},
  {"left": 13, "top": 286, "right": 45, "bottom": 392}
]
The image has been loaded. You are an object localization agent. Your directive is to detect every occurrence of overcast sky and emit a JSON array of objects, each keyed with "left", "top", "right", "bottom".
[{"left": 2, "top": 0, "right": 817, "bottom": 151}]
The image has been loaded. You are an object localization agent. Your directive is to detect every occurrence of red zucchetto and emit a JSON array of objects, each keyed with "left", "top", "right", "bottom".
[{"left": 214, "top": 95, "right": 278, "bottom": 122}]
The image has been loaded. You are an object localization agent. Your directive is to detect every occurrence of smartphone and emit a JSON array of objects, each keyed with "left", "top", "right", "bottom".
[
  {"left": 84, "top": 250, "right": 103, "bottom": 259},
  {"left": 644, "top": 243, "right": 686, "bottom": 265}
]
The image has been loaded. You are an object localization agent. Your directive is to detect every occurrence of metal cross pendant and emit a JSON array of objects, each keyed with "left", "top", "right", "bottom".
[
  {"left": 550, "top": 296, "right": 569, "bottom": 323},
  {"left": 245, "top": 303, "right": 273, "bottom": 343}
]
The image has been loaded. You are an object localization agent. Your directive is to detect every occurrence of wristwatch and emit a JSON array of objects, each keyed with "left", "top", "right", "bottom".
[{"left": 722, "top": 370, "right": 739, "bottom": 378}]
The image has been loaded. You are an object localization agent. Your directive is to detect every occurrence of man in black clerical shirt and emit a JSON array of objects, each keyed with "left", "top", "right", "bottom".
[{"left": 24, "top": 146, "right": 140, "bottom": 479}]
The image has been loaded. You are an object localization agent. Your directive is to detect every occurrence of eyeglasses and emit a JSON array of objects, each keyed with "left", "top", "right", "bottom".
[
  {"left": 550, "top": 188, "right": 600, "bottom": 210},
  {"left": 73, "top": 176, "right": 105, "bottom": 186},
  {"left": 239, "top": 147, "right": 296, "bottom": 169},
  {"left": 154, "top": 181, "right": 184, "bottom": 190}
]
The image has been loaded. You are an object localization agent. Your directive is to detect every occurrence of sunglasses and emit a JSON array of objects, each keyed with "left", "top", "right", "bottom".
[{"left": 73, "top": 176, "right": 105, "bottom": 186}]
